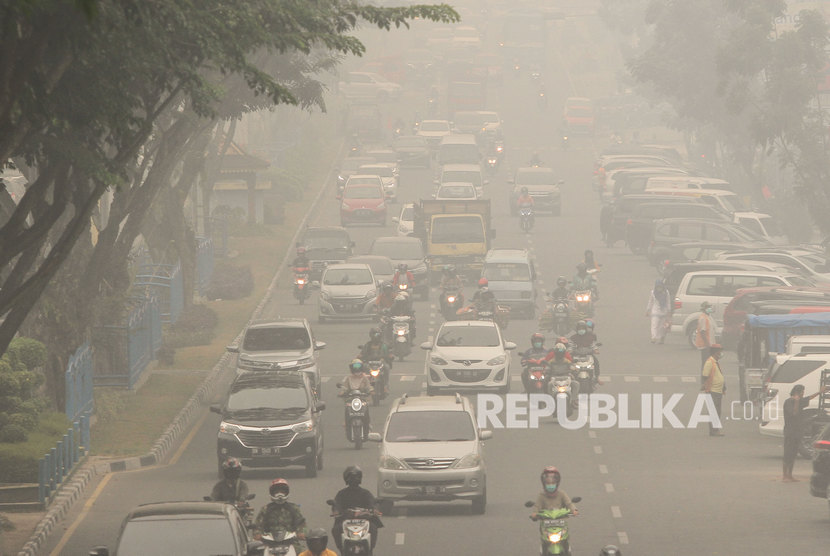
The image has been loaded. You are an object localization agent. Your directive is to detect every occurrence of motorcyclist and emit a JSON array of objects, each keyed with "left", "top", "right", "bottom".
[
  {"left": 375, "top": 282, "right": 396, "bottom": 312},
  {"left": 360, "top": 328, "right": 393, "bottom": 368},
  {"left": 529, "top": 151, "right": 542, "bottom": 167},
  {"left": 340, "top": 359, "right": 373, "bottom": 433},
  {"left": 332, "top": 466, "right": 382, "bottom": 552},
  {"left": 299, "top": 528, "right": 337, "bottom": 556},
  {"left": 389, "top": 292, "right": 416, "bottom": 340},
  {"left": 439, "top": 265, "right": 463, "bottom": 291},
  {"left": 571, "top": 263, "right": 598, "bottom": 300},
  {"left": 550, "top": 276, "right": 571, "bottom": 301},
  {"left": 599, "top": 546, "right": 623, "bottom": 556},
  {"left": 521, "top": 332, "right": 551, "bottom": 392},
  {"left": 292, "top": 246, "right": 310, "bottom": 271},
  {"left": 210, "top": 457, "right": 249, "bottom": 504},
  {"left": 583, "top": 249, "right": 601, "bottom": 273},
  {"left": 471, "top": 277, "right": 489, "bottom": 303},
  {"left": 532, "top": 466, "right": 578, "bottom": 517},
  {"left": 516, "top": 186, "right": 534, "bottom": 209},
  {"left": 253, "top": 478, "right": 306, "bottom": 553},
  {"left": 547, "top": 342, "right": 573, "bottom": 374},
  {"left": 392, "top": 263, "right": 415, "bottom": 292},
  {"left": 570, "top": 320, "right": 601, "bottom": 383}
]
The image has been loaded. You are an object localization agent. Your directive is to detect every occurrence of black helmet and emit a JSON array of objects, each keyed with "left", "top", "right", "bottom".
[
  {"left": 382, "top": 281, "right": 394, "bottom": 292},
  {"left": 557, "top": 276, "right": 567, "bottom": 287},
  {"left": 222, "top": 457, "right": 242, "bottom": 480},
  {"left": 397, "top": 263, "right": 408, "bottom": 272},
  {"left": 306, "top": 528, "right": 329, "bottom": 553},
  {"left": 521, "top": 186, "right": 529, "bottom": 194},
  {"left": 600, "top": 546, "right": 622, "bottom": 556},
  {"left": 531, "top": 332, "right": 545, "bottom": 346},
  {"left": 577, "top": 262, "right": 587, "bottom": 273},
  {"left": 344, "top": 465, "right": 363, "bottom": 486},
  {"left": 369, "top": 328, "right": 381, "bottom": 340}
]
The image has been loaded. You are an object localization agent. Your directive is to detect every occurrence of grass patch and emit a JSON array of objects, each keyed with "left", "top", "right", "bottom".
[
  {"left": 91, "top": 373, "right": 207, "bottom": 457},
  {"left": 0, "top": 412, "right": 71, "bottom": 483}
]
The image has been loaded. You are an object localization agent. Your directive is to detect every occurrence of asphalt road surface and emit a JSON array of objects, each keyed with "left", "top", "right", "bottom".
[{"left": 42, "top": 14, "right": 830, "bottom": 556}]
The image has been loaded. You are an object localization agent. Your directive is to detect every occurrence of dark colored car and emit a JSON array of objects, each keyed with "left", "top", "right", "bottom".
[
  {"left": 368, "top": 236, "right": 429, "bottom": 299},
  {"left": 624, "top": 202, "right": 729, "bottom": 253},
  {"left": 647, "top": 218, "right": 770, "bottom": 265},
  {"left": 393, "top": 135, "right": 430, "bottom": 167},
  {"left": 810, "top": 423, "right": 830, "bottom": 508},
  {"left": 89, "top": 501, "right": 260, "bottom": 556},
  {"left": 210, "top": 371, "right": 325, "bottom": 478},
  {"left": 603, "top": 194, "right": 706, "bottom": 247},
  {"left": 298, "top": 226, "right": 355, "bottom": 281}
]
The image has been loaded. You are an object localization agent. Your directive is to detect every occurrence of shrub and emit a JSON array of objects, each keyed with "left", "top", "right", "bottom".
[
  {"left": 0, "top": 338, "right": 47, "bottom": 443},
  {"left": 165, "top": 304, "right": 218, "bottom": 348},
  {"left": 205, "top": 261, "right": 254, "bottom": 301},
  {"left": 0, "top": 424, "right": 27, "bottom": 443},
  {"left": 93, "top": 389, "right": 128, "bottom": 426},
  {"left": 0, "top": 412, "right": 72, "bottom": 482}
]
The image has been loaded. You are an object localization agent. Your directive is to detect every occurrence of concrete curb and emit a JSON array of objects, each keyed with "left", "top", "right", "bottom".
[{"left": 16, "top": 139, "right": 341, "bottom": 556}]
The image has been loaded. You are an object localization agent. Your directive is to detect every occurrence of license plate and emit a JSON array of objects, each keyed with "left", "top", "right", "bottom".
[
  {"left": 252, "top": 447, "right": 280, "bottom": 456},
  {"left": 462, "top": 370, "right": 478, "bottom": 377},
  {"left": 424, "top": 486, "right": 443, "bottom": 494},
  {"left": 357, "top": 209, "right": 373, "bottom": 217}
]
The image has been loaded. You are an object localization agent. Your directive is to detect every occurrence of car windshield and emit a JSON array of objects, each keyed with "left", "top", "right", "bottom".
[
  {"left": 438, "top": 185, "right": 475, "bottom": 198},
  {"left": 436, "top": 326, "right": 500, "bottom": 347},
  {"left": 431, "top": 216, "right": 485, "bottom": 244},
  {"left": 483, "top": 263, "right": 531, "bottom": 281},
  {"left": 349, "top": 258, "right": 393, "bottom": 276},
  {"left": 770, "top": 359, "right": 827, "bottom": 383},
  {"left": 567, "top": 106, "right": 593, "bottom": 117},
  {"left": 479, "top": 112, "right": 500, "bottom": 124},
  {"left": 442, "top": 171, "right": 481, "bottom": 186},
  {"left": 758, "top": 217, "right": 783, "bottom": 237},
  {"left": 359, "top": 166, "right": 393, "bottom": 178},
  {"left": 516, "top": 170, "right": 556, "bottom": 185},
  {"left": 344, "top": 186, "right": 382, "bottom": 199},
  {"left": 719, "top": 194, "right": 749, "bottom": 212},
  {"left": 385, "top": 411, "right": 476, "bottom": 442},
  {"left": 116, "top": 516, "right": 236, "bottom": 556},
  {"left": 228, "top": 381, "right": 309, "bottom": 412},
  {"left": 785, "top": 275, "right": 814, "bottom": 287},
  {"left": 400, "top": 207, "right": 414, "bottom": 221},
  {"left": 243, "top": 327, "right": 310, "bottom": 351},
  {"left": 800, "top": 253, "right": 826, "bottom": 272},
  {"left": 323, "top": 268, "right": 373, "bottom": 285},
  {"left": 372, "top": 241, "right": 423, "bottom": 259},
  {"left": 420, "top": 121, "right": 450, "bottom": 132}
]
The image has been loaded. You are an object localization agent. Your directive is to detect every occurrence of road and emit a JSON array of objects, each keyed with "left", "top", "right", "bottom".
[{"left": 43, "top": 13, "right": 830, "bottom": 556}]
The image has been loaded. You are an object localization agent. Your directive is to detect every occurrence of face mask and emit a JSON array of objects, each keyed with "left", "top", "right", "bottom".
[
  {"left": 271, "top": 493, "right": 288, "bottom": 503},
  {"left": 533, "top": 342, "right": 542, "bottom": 348},
  {"left": 706, "top": 307, "right": 714, "bottom": 314},
  {"left": 545, "top": 484, "right": 558, "bottom": 493},
  {"left": 578, "top": 329, "right": 586, "bottom": 335}
]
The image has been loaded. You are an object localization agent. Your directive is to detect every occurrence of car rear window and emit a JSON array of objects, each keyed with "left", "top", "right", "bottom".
[
  {"left": 322, "top": 268, "right": 373, "bottom": 285},
  {"left": 436, "top": 325, "right": 500, "bottom": 347},
  {"left": 385, "top": 410, "right": 476, "bottom": 442},
  {"left": 483, "top": 262, "right": 531, "bottom": 281},
  {"left": 243, "top": 327, "right": 310, "bottom": 351},
  {"left": 770, "top": 359, "right": 827, "bottom": 383},
  {"left": 117, "top": 516, "right": 236, "bottom": 556},
  {"left": 371, "top": 240, "right": 423, "bottom": 259},
  {"left": 344, "top": 185, "right": 382, "bottom": 199}
]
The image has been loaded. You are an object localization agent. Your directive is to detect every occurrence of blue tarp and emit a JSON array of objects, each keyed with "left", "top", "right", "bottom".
[{"left": 747, "top": 312, "right": 830, "bottom": 353}]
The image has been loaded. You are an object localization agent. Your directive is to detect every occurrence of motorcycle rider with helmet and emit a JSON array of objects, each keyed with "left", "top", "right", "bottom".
[
  {"left": 389, "top": 292, "right": 416, "bottom": 340},
  {"left": 599, "top": 546, "right": 622, "bottom": 556},
  {"left": 292, "top": 246, "right": 310, "bottom": 270},
  {"left": 550, "top": 276, "right": 571, "bottom": 301},
  {"left": 375, "top": 282, "right": 396, "bottom": 312},
  {"left": 332, "top": 466, "right": 383, "bottom": 552},
  {"left": 471, "top": 277, "right": 489, "bottom": 303},
  {"left": 532, "top": 466, "right": 578, "bottom": 516},
  {"left": 253, "top": 478, "right": 306, "bottom": 553},
  {"left": 439, "top": 265, "right": 463, "bottom": 291},
  {"left": 516, "top": 186, "right": 534, "bottom": 209},
  {"left": 299, "top": 528, "right": 337, "bottom": 556},
  {"left": 210, "top": 457, "right": 249, "bottom": 504},
  {"left": 360, "top": 328, "right": 393, "bottom": 367},
  {"left": 583, "top": 249, "right": 601, "bottom": 274},
  {"left": 572, "top": 263, "right": 598, "bottom": 301},
  {"left": 392, "top": 263, "right": 415, "bottom": 291},
  {"left": 521, "top": 332, "right": 551, "bottom": 393},
  {"left": 340, "top": 359, "right": 374, "bottom": 435},
  {"left": 570, "top": 320, "right": 601, "bottom": 383},
  {"left": 529, "top": 151, "right": 542, "bottom": 167}
]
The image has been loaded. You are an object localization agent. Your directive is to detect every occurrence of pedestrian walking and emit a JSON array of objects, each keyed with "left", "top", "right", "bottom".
[
  {"left": 701, "top": 344, "right": 725, "bottom": 436},
  {"left": 645, "top": 278, "right": 672, "bottom": 344},
  {"left": 782, "top": 384, "right": 826, "bottom": 482},
  {"left": 695, "top": 301, "right": 716, "bottom": 370}
]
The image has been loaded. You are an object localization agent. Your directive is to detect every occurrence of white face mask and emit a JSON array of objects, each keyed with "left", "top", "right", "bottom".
[{"left": 271, "top": 493, "right": 288, "bottom": 503}]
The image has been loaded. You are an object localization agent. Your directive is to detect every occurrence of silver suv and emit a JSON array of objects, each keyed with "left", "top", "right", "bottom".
[{"left": 368, "top": 394, "right": 492, "bottom": 515}]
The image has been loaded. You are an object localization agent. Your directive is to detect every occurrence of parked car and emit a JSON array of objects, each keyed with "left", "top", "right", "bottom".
[
  {"left": 644, "top": 175, "right": 733, "bottom": 191},
  {"left": 89, "top": 501, "right": 259, "bottom": 556},
  {"left": 421, "top": 320, "right": 516, "bottom": 395},
  {"left": 809, "top": 422, "right": 830, "bottom": 508},
  {"left": 624, "top": 202, "right": 729, "bottom": 253},
  {"left": 368, "top": 236, "right": 429, "bottom": 299},
  {"left": 318, "top": 263, "right": 377, "bottom": 322},
  {"left": 368, "top": 394, "right": 492, "bottom": 515},
  {"left": 508, "top": 167, "right": 562, "bottom": 215},
  {"left": 639, "top": 187, "right": 752, "bottom": 215},
  {"left": 226, "top": 318, "right": 326, "bottom": 391},
  {"left": 608, "top": 166, "right": 691, "bottom": 199},
  {"left": 647, "top": 217, "right": 771, "bottom": 265},
  {"left": 340, "top": 175, "right": 387, "bottom": 226},
  {"left": 434, "top": 182, "right": 478, "bottom": 200},
  {"left": 715, "top": 249, "right": 830, "bottom": 283},
  {"left": 760, "top": 353, "right": 830, "bottom": 440},
  {"left": 481, "top": 248, "right": 538, "bottom": 318},
  {"left": 298, "top": 226, "right": 354, "bottom": 281},
  {"left": 358, "top": 163, "right": 399, "bottom": 201},
  {"left": 393, "top": 203, "right": 415, "bottom": 237},
  {"left": 339, "top": 71, "right": 402, "bottom": 102},
  {"left": 605, "top": 194, "right": 707, "bottom": 247},
  {"left": 662, "top": 261, "right": 799, "bottom": 298},
  {"left": 393, "top": 135, "right": 430, "bottom": 167},
  {"left": 210, "top": 370, "right": 325, "bottom": 477},
  {"left": 657, "top": 240, "right": 755, "bottom": 266},
  {"left": 732, "top": 212, "right": 788, "bottom": 245}
]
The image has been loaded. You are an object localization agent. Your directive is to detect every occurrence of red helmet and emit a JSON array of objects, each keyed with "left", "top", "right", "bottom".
[
  {"left": 478, "top": 277, "right": 488, "bottom": 287},
  {"left": 269, "top": 478, "right": 289, "bottom": 497},
  {"left": 541, "top": 466, "right": 560, "bottom": 487}
]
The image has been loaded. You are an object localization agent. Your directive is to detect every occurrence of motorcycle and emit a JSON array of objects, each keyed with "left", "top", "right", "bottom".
[
  {"left": 366, "top": 360, "right": 388, "bottom": 406},
  {"left": 539, "top": 296, "right": 571, "bottom": 336},
  {"left": 260, "top": 531, "right": 298, "bottom": 556},
  {"left": 572, "top": 289, "right": 594, "bottom": 318},
  {"left": 391, "top": 315, "right": 413, "bottom": 360},
  {"left": 572, "top": 345, "right": 600, "bottom": 395},
  {"left": 524, "top": 497, "right": 582, "bottom": 556},
  {"left": 328, "top": 501, "right": 382, "bottom": 556},
  {"left": 537, "top": 90, "right": 548, "bottom": 110},
  {"left": 519, "top": 205, "right": 534, "bottom": 232},
  {"left": 521, "top": 356, "right": 550, "bottom": 394},
  {"left": 203, "top": 493, "right": 255, "bottom": 528},
  {"left": 440, "top": 286, "right": 464, "bottom": 320},
  {"left": 338, "top": 387, "right": 370, "bottom": 449},
  {"left": 293, "top": 268, "right": 310, "bottom": 305},
  {"left": 561, "top": 134, "right": 569, "bottom": 150},
  {"left": 549, "top": 364, "right": 578, "bottom": 417},
  {"left": 485, "top": 154, "right": 499, "bottom": 175}
]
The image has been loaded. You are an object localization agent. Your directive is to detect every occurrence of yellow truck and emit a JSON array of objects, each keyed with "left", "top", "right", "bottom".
[{"left": 413, "top": 199, "right": 494, "bottom": 282}]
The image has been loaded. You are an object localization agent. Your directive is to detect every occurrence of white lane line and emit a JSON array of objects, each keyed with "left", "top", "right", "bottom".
[
  {"left": 430, "top": 304, "right": 438, "bottom": 310},
  {"left": 395, "top": 532, "right": 405, "bottom": 545},
  {"left": 618, "top": 532, "right": 630, "bottom": 545},
  {"left": 604, "top": 483, "right": 614, "bottom": 493},
  {"left": 611, "top": 505, "right": 622, "bottom": 518},
  {"left": 593, "top": 445, "right": 603, "bottom": 455},
  {"left": 588, "top": 431, "right": 597, "bottom": 439},
  {"left": 653, "top": 376, "right": 668, "bottom": 382},
  {"left": 400, "top": 375, "right": 415, "bottom": 382},
  {"left": 681, "top": 376, "right": 697, "bottom": 383},
  {"left": 598, "top": 464, "right": 608, "bottom": 474},
  {"left": 624, "top": 376, "right": 639, "bottom": 382}
]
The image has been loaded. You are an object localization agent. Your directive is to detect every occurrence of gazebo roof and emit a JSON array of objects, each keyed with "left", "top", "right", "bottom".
[{"left": 218, "top": 140, "right": 270, "bottom": 174}]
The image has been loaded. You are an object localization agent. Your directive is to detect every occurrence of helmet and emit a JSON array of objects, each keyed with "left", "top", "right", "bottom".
[
  {"left": 369, "top": 328, "right": 381, "bottom": 340},
  {"left": 349, "top": 358, "right": 364, "bottom": 373},
  {"left": 296, "top": 246, "right": 306, "bottom": 255},
  {"left": 553, "top": 342, "right": 567, "bottom": 354},
  {"left": 540, "top": 466, "right": 560, "bottom": 487},
  {"left": 576, "top": 320, "right": 587, "bottom": 332},
  {"left": 306, "top": 528, "right": 329, "bottom": 553},
  {"left": 557, "top": 276, "right": 567, "bottom": 287},
  {"left": 600, "top": 546, "right": 622, "bottom": 556},
  {"left": 382, "top": 282, "right": 394, "bottom": 292},
  {"left": 700, "top": 301, "right": 712, "bottom": 311},
  {"left": 584, "top": 249, "right": 593, "bottom": 258},
  {"left": 269, "top": 478, "right": 289, "bottom": 502},
  {"left": 577, "top": 262, "right": 587, "bottom": 273},
  {"left": 585, "top": 319, "right": 594, "bottom": 331},
  {"left": 531, "top": 332, "right": 545, "bottom": 347},
  {"left": 521, "top": 186, "right": 529, "bottom": 194},
  {"left": 478, "top": 277, "right": 488, "bottom": 288},
  {"left": 397, "top": 263, "right": 408, "bottom": 272},
  {"left": 343, "top": 465, "right": 363, "bottom": 486},
  {"left": 221, "top": 457, "right": 242, "bottom": 481}
]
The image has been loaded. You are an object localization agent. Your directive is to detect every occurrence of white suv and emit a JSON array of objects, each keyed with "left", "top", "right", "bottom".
[
  {"left": 421, "top": 320, "right": 516, "bottom": 395},
  {"left": 760, "top": 353, "right": 830, "bottom": 438},
  {"left": 368, "top": 394, "right": 492, "bottom": 515}
]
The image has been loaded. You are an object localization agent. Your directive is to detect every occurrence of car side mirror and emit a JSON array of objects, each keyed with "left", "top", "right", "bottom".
[
  {"left": 315, "top": 401, "right": 327, "bottom": 412},
  {"left": 572, "top": 496, "right": 582, "bottom": 503},
  {"left": 504, "top": 341, "right": 517, "bottom": 350},
  {"left": 226, "top": 345, "right": 239, "bottom": 354},
  {"left": 367, "top": 432, "right": 382, "bottom": 442},
  {"left": 89, "top": 548, "right": 110, "bottom": 556},
  {"left": 392, "top": 217, "right": 399, "bottom": 223},
  {"left": 420, "top": 341, "right": 432, "bottom": 350},
  {"left": 314, "top": 341, "right": 326, "bottom": 350},
  {"left": 479, "top": 429, "right": 493, "bottom": 440},
  {"left": 209, "top": 404, "right": 222, "bottom": 414}
]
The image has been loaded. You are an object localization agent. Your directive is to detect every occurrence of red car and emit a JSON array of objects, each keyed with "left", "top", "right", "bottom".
[
  {"left": 340, "top": 175, "right": 387, "bottom": 226},
  {"left": 562, "top": 97, "right": 595, "bottom": 135}
]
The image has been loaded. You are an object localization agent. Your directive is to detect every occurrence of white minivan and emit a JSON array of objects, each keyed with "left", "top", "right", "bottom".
[{"left": 760, "top": 353, "right": 830, "bottom": 437}]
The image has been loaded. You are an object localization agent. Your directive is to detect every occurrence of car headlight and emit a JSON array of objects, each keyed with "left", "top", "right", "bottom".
[
  {"left": 380, "top": 455, "right": 407, "bottom": 470},
  {"left": 365, "top": 290, "right": 377, "bottom": 300},
  {"left": 430, "top": 354, "right": 448, "bottom": 366},
  {"left": 219, "top": 422, "right": 240, "bottom": 435},
  {"left": 320, "top": 291, "right": 331, "bottom": 301},
  {"left": 455, "top": 453, "right": 481, "bottom": 469},
  {"left": 292, "top": 420, "right": 314, "bottom": 433},
  {"left": 487, "top": 354, "right": 506, "bottom": 366},
  {"left": 295, "top": 357, "right": 315, "bottom": 369}
]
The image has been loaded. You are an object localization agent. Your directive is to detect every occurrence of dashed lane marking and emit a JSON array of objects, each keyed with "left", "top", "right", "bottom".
[
  {"left": 400, "top": 375, "right": 415, "bottom": 381},
  {"left": 395, "top": 533, "right": 405, "bottom": 545},
  {"left": 618, "top": 532, "right": 630, "bottom": 545},
  {"left": 599, "top": 464, "right": 608, "bottom": 474},
  {"left": 588, "top": 431, "right": 597, "bottom": 439},
  {"left": 624, "top": 376, "right": 639, "bottom": 382},
  {"left": 681, "top": 376, "right": 697, "bottom": 383},
  {"left": 653, "top": 376, "right": 668, "bottom": 382},
  {"left": 611, "top": 505, "right": 622, "bottom": 518},
  {"left": 605, "top": 483, "right": 615, "bottom": 493},
  {"left": 594, "top": 445, "right": 603, "bottom": 455}
]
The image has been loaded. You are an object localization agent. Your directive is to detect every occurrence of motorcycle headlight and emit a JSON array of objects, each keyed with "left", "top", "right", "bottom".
[
  {"left": 430, "top": 354, "right": 448, "bottom": 366},
  {"left": 447, "top": 295, "right": 456, "bottom": 303},
  {"left": 380, "top": 455, "right": 407, "bottom": 470},
  {"left": 487, "top": 354, "right": 506, "bottom": 366},
  {"left": 219, "top": 421, "right": 240, "bottom": 435},
  {"left": 557, "top": 386, "right": 568, "bottom": 393},
  {"left": 292, "top": 420, "right": 314, "bottom": 433},
  {"left": 395, "top": 328, "right": 406, "bottom": 336},
  {"left": 496, "top": 145, "right": 504, "bottom": 152},
  {"left": 296, "top": 278, "right": 306, "bottom": 285},
  {"left": 455, "top": 453, "right": 482, "bottom": 468},
  {"left": 370, "top": 368, "right": 381, "bottom": 377},
  {"left": 548, "top": 531, "right": 563, "bottom": 543},
  {"left": 350, "top": 398, "right": 364, "bottom": 412}
]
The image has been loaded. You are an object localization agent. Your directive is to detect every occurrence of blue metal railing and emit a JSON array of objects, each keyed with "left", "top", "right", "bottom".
[
  {"left": 65, "top": 343, "right": 94, "bottom": 423},
  {"left": 38, "top": 415, "right": 89, "bottom": 506},
  {"left": 195, "top": 236, "right": 215, "bottom": 297},
  {"left": 134, "top": 262, "right": 183, "bottom": 324}
]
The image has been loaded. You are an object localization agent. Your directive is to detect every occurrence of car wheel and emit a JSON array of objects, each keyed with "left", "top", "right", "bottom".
[
  {"left": 305, "top": 453, "right": 318, "bottom": 478},
  {"left": 686, "top": 323, "right": 697, "bottom": 349},
  {"left": 471, "top": 488, "right": 486, "bottom": 515},
  {"left": 378, "top": 499, "right": 394, "bottom": 516}
]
